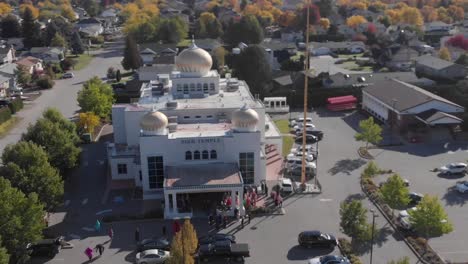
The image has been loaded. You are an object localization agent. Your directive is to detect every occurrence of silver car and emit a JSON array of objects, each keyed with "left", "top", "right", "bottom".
[{"left": 135, "top": 249, "right": 170, "bottom": 264}]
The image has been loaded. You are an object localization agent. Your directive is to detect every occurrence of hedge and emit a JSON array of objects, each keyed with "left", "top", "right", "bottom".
[
  {"left": 0, "top": 107, "right": 12, "bottom": 124},
  {"left": 8, "top": 97, "right": 23, "bottom": 114}
]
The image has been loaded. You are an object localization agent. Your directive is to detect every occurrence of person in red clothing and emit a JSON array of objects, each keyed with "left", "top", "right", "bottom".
[{"left": 226, "top": 196, "right": 232, "bottom": 208}]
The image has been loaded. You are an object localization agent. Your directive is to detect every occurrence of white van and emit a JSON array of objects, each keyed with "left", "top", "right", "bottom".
[{"left": 278, "top": 178, "right": 293, "bottom": 193}]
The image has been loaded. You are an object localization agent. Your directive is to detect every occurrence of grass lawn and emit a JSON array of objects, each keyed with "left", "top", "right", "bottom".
[
  {"left": 340, "top": 61, "right": 372, "bottom": 72},
  {"left": 338, "top": 53, "right": 364, "bottom": 59},
  {"left": 70, "top": 54, "right": 94, "bottom": 71},
  {"left": 282, "top": 136, "right": 294, "bottom": 157},
  {"left": 0, "top": 117, "right": 21, "bottom": 139},
  {"left": 274, "top": 119, "right": 291, "bottom": 134}
]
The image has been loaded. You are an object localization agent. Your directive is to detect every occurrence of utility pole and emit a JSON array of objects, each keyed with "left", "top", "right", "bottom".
[{"left": 301, "top": 1, "right": 311, "bottom": 189}]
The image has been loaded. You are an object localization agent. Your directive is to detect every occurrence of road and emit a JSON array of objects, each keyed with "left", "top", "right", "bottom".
[{"left": 0, "top": 40, "right": 124, "bottom": 153}]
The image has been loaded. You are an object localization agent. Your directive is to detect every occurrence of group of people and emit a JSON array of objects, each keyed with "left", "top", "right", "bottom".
[{"left": 84, "top": 220, "right": 114, "bottom": 260}]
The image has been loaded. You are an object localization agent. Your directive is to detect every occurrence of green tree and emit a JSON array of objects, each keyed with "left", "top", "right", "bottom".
[
  {"left": 21, "top": 7, "right": 42, "bottom": 48},
  {"left": 0, "top": 244, "right": 8, "bottom": 264},
  {"left": 156, "top": 17, "right": 188, "bottom": 44},
  {"left": 362, "top": 161, "right": 380, "bottom": 178},
  {"left": 212, "top": 47, "right": 227, "bottom": 70},
  {"left": 196, "top": 12, "right": 223, "bottom": 39},
  {"left": 409, "top": 195, "right": 453, "bottom": 238},
  {"left": 1, "top": 141, "right": 64, "bottom": 209},
  {"left": 387, "top": 257, "right": 410, "bottom": 264},
  {"left": 71, "top": 31, "right": 85, "bottom": 55},
  {"left": 36, "top": 76, "right": 55, "bottom": 89},
  {"left": 0, "top": 178, "right": 45, "bottom": 262},
  {"left": 14, "top": 65, "right": 31, "bottom": 88},
  {"left": 339, "top": 199, "right": 374, "bottom": 243},
  {"left": 1, "top": 14, "right": 21, "bottom": 38},
  {"left": 23, "top": 108, "right": 81, "bottom": 173},
  {"left": 122, "top": 35, "right": 142, "bottom": 71},
  {"left": 77, "top": 76, "right": 115, "bottom": 118},
  {"left": 224, "top": 15, "right": 264, "bottom": 44},
  {"left": 380, "top": 174, "right": 410, "bottom": 215},
  {"left": 50, "top": 33, "right": 67, "bottom": 49},
  {"left": 167, "top": 219, "right": 198, "bottom": 264},
  {"left": 233, "top": 45, "right": 271, "bottom": 97},
  {"left": 355, "top": 117, "right": 382, "bottom": 149},
  {"left": 81, "top": 0, "right": 100, "bottom": 17}
]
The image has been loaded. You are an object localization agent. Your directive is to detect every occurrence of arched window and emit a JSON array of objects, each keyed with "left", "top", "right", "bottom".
[
  {"left": 194, "top": 151, "right": 200, "bottom": 160},
  {"left": 197, "top": 83, "right": 202, "bottom": 91},
  {"left": 177, "top": 84, "right": 182, "bottom": 92},
  {"left": 209, "top": 83, "right": 215, "bottom": 90},
  {"left": 185, "top": 151, "right": 192, "bottom": 160},
  {"left": 203, "top": 83, "right": 208, "bottom": 92},
  {"left": 210, "top": 150, "right": 217, "bottom": 159},
  {"left": 190, "top": 83, "right": 195, "bottom": 91},
  {"left": 202, "top": 150, "right": 209, "bottom": 160}
]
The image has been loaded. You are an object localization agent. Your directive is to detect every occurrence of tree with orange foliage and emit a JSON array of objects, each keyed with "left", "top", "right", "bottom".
[
  {"left": 399, "top": 7, "right": 424, "bottom": 27},
  {"left": 437, "top": 7, "right": 453, "bottom": 24},
  {"left": 0, "top": 3, "right": 12, "bottom": 16},
  {"left": 278, "top": 10, "right": 296, "bottom": 27},
  {"left": 319, "top": 18, "right": 330, "bottom": 30},
  {"left": 19, "top": 4, "right": 39, "bottom": 19},
  {"left": 352, "top": 1, "right": 367, "bottom": 10},
  {"left": 346, "top": 15, "right": 367, "bottom": 28},
  {"left": 421, "top": 5, "right": 438, "bottom": 22},
  {"left": 448, "top": 5, "right": 464, "bottom": 21}
]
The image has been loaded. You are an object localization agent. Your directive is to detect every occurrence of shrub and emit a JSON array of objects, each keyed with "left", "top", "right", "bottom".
[
  {"left": 90, "top": 36, "right": 104, "bottom": 44},
  {"left": 8, "top": 97, "right": 23, "bottom": 114},
  {"left": 349, "top": 255, "right": 363, "bottom": 264},
  {"left": 36, "top": 76, "right": 55, "bottom": 89},
  {"left": 60, "top": 58, "right": 75, "bottom": 71},
  {"left": 0, "top": 107, "right": 12, "bottom": 124},
  {"left": 362, "top": 161, "right": 380, "bottom": 178},
  {"left": 338, "top": 237, "right": 352, "bottom": 255}
]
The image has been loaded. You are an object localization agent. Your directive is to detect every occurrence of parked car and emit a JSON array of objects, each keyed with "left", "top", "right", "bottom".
[
  {"left": 296, "top": 130, "right": 324, "bottom": 140},
  {"left": 408, "top": 192, "right": 424, "bottom": 206},
  {"left": 293, "top": 123, "right": 316, "bottom": 131},
  {"left": 290, "top": 145, "right": 318, "bottom": 155},
  {"left": 197, "top": 240, "right": 250, "bottom": 262},
  {"left": 308, "top": 255, "right": 350, "bottom": 264},
  {"left": 456, "top": 181, "right": 468, "bottom": 193},
  {"left": 286, "top": 158, "right": 316, "bottom": 170},
  {"left": 136, "top": 238, "right": 171, "bottom": 252},
  {"left": 398, "top": 207, "right": 417, "bottom": 230},
  {"left": 287, "top": 152, "right": 315, "bottom": 162},
  {"left": 26, "top": 237, "right": 64, "bottom": 258},
  {"left": 439, "top": 163, "right": 467, "bottom": 175},
  {"left": 135, "top": 249, "right": 170, "bottom": 264},
  {"left": 290, "top": 117, "right": 313, "bottom": 127},
  {"left": 298, "top": 231, "right": 337, "bottom": 248},
  {"left": 62, "top": 72, "right": 74, "bottom": 79},
  {"left": 295, "top": 135, "right": 318, "bottom": 144},
  {"left": 289, "top": 166, "right": 316, "bottom": 177},
  {"left": 278, "top": 177, "right": 293, "bottom": 193},
  {"left": 198, "top": 234, "right": 236, "bottom": 245}
]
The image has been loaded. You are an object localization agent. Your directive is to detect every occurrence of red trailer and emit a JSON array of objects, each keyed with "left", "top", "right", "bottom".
[{"left": 327, "top": 95, "right": 357, "bottom": 111}]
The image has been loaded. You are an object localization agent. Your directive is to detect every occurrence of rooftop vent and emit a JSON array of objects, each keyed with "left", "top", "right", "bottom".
[
  {"left": 344, "top": 74, "right": 350, "bottom": 79},
  {"left": 166, "top": 101, "right": 178, "bottom": 109},
  {"left": 168, "top": 123, "right": 177, "bottom": 133}
]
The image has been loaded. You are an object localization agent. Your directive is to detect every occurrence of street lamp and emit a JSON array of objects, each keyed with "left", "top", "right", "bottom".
[{"left": 369, "top": 209, "right": 379, "bottom": 264}]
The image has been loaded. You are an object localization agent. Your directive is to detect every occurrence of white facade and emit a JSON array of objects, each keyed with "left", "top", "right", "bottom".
[
  {"left": 362, "top": 92, "right": 389, "bottom": 122},
  {"left": 108, "top": 41, "right": 281, "bottom": 219}
]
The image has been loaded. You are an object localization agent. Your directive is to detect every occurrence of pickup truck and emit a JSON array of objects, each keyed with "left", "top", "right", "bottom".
[{"left": 197, "top": 240, "right": 250, "bottom": 262}]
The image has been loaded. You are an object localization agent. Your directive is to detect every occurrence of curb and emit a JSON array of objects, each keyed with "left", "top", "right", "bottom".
[
  {"left": 361, "top": 182, "right": 446, "bottom": 264},
  {"left": 357, "top": 147, "right": 373, "bottom": 160}
]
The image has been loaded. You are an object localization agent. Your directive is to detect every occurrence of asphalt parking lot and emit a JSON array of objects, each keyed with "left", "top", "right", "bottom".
[{"left": 369, "top": 142, "right": 468, "bottom": 263}]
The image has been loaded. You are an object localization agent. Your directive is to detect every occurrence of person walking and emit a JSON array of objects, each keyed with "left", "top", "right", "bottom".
[
  {"left": 223, "top": 215, "right": 228, "bottom": 229},
  {"left": 85, "top": 247, "right": 93, "bottom": 260},
  {"left": 135, "top": 227, "right": 140, "bottom": 243},
  {"left": 108, "top": 227, "right": 114, "bottom": 240},
  {"left": 94, "top": 244, "right": 105, "bottom": 256},
  {"left": 265, "top": 184, "right": 269, "bottom": 197},
  {"left": 94, "top": 220, "right": 101, "bottom": 232},
  {"left": 208, "top": 213, "right": 213, "bottom": 226},
  {"left": 247, "top": 213, "right": 251, "bottom": 224}
]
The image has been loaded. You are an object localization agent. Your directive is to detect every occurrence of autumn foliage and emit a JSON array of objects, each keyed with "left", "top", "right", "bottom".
[
  {"left": 446, "top": 35, "right": 468, "bottom": 51},
  {"left": 346, "top": 15, "right": 367, "bottom": 28}
]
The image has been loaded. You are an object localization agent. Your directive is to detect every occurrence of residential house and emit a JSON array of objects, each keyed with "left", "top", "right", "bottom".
[
  {"left": 322, "top": 72, "right": 436, "bottom": 89},
  {"left": 309, "top": 41, "right": 366, "bottom": 55},
  {"left": 161, "top": 8, "right": 190, "bottom": 25},
  {"left": 362, "top": 79, "right": 464, "bottom": 141},
  {"left": 138, "top": 43, "right": 178, "bottom": 66},
  {"left": 0, "top": 74, "right": 11, "bottom": 97},
  {"left": 260, "top": 39, "right": 298, "bottom": 70},
  {"left": 0, "top": 63, "right": 17, "bottom": 95},
  {"left": 0, "top": 46, "right": 15, "bottom": 64},
  {"left": 424, "top": 21, "right": 453, "bottom": 33},
  {"left": 16, "top": 56, "right": 43, "bottom": 75},
  {"left": 415, "top": 54, "right": 468, "bottom": 81},
  {"left": 29, "top": 47, "right": 65, "bottom": 63},
  {"left": 440, "top": 34, "right": 468, "bottom": 61},
  {"left": 178, "top": 39, "right": 221, "bottom": 53},
  {"left": 75, "top": 17, "right": 104, "bottom": 37},
  {"left": 99, "top": 8, "right": 119, "bottom": 26},
  {"left": 380, "top": 45, "right": 420, "bottom": 71},
  {"left": 73, "top": 7, "right": 87, "bottom": 19}
]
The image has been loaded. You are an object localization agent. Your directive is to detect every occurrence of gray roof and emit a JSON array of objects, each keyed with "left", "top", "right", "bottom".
[
  {"left": 363, "top": 79, "right": 462, "bottom": 112},
  {"left": 310, "top": 41, "right": 365, "bottom": 50},
  {"left": 260, "top": 39, "right": 297, "bottom": 51},
  {"left": 0, "top": 63, "right": 16, "bottom": 75},
  {"left": 137, "top": 64, "right": 175, "bottom": 74},
  {"left": 425, "top": 111, "right": 462, "bottom": 123},
  {"left": 273, "top": 75, "right": 293, "bottom": 86},
  {"left": 415, "top": 55, "right": 459, "bottom": 70},
  {"left": 138, "top": 43, "right": 178, "bottom": 55},
  {"left": 140, "top": 48, "right": 157, "bottom": 55},
  {"left": 324, "top": 72, "right": 435, "bottom": 88}
]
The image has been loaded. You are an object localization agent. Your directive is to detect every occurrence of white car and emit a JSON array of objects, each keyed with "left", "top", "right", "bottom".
[
  {"left": 290, "top": 145, "right": 318, "bottom": 155},
  {"left": 287, "top": 152, "right": 315, "bottom": 162},
  {"left": 286, "top": 158, "right": 316, "bottom": 170},
  {"left": 398, "top": 207, "right": 417, "bottom": 230},
  {"left": 290, "top": 117, "right": 313, "bottom": 127},
  {"left": 293, "top": 123, "right": 316, "bottom": 131},
  {"left": 136, "top": 249, "right": 170, "bottom": 264},
  {"left": 278, "top": 177, "right": 293, "bottom": 193},
  {"left": 308, "top": 255, "right": 350, "bottom": 264},
  {"left": 439, "top": 163, "right": 467, "bottom": 175},
  {"left": 456, "top": 181, "right": 468, "bottom": 193}
]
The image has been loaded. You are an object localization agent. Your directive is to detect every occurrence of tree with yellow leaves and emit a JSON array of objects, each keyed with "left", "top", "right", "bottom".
[
  {"left": 278, "top": 10, "right": 296, "bottom": 27},
  {"left": 19, "top": 4, "right": 39, "bottom": 19},
  {"left": 448, "top": 5, "right": 464, "bottom": 21},
  {"left": 346, "top": 15, "right": 367, "bottom": 28},
  {"left": 399, "top": 7, "right": 424, "bottom": 27},
  {"left": 352, "top": 1, "right": 367, "bottom": 10},
  {"left": 61, "top": 5, "right": 77, "bottom": 21},
  {"left": 0, "top": 3, "right": 12, "bottom": 16},
  {"left": 421, "top": 5, "right": 438, "bottom": 22},
  {"left": 78, "top": 112, "right": 100, "bottom": 134},
  {"left": 437, "top": 7, "right": 452, "bottom": 24},
  {"left": 167, "top": 219, "right": 198, "bottom": 264},
  {"left": 319, "top": 18, "right": 330, "bottom": 30},
  {"left": 439, "top": 47, "right": 451, "bottom": 61}
]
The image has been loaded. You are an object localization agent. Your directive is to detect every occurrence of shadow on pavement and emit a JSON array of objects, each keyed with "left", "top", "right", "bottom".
[
  {"left": 379, "top": 142, "right": 468, "bottom": 157},
  {"left": 344, "top": 193, "right": 366, "bottom": 202},
  {"left": 328, "top": 158, "right": 366, "bottom": 175},
  {"left": 442, "top": 186, "right": 468, "bottom": 206},
  {"left": 286, "top": 245, "right": 334, "bottom": 260}
]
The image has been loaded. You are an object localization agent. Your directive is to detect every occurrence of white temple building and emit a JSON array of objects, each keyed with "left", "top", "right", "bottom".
[{"left": 107, "top": 40, "right": 282, "bottom": 219}]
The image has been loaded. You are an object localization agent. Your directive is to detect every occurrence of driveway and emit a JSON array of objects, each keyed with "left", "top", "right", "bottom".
[
  {"left": 0, "top": 40, "right": 124, "bottom": 154},
  {"left": 369, "top": 142, "right": 468, "bottom": 263}
]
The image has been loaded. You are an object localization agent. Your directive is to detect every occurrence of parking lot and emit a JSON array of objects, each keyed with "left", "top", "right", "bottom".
[{"left": 369, "top": 142, "right": 468, "bottom": 263}]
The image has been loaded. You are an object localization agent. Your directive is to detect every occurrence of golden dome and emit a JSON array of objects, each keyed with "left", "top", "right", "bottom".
[
  {"left": 175, "top": 40, "right": 213, "bottom": 75},
  {"left": 232, "top": 106, "right": 259, "bottom": 128},
  {"left": 140, "top": 111, "right": 168, "bottom": 131}
]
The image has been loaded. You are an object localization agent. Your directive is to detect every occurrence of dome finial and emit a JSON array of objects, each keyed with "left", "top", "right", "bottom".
[{"left": 189, "top": 35, "right": 197, "bottom": 49}]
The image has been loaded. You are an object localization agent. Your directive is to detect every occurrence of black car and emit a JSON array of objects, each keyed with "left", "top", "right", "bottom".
[
  {"left": 197, "top": 240, "right": 249, "bottom": 262},
  {"left": 198, "top": 233, "right": 236, "bottom": 245},
  {"left": 298, "top": 231, "right": 337, "bottom": 248},
  {"left": 295, "top": 135, "right": 318, "bottom": 144},
  {"left": 408, "top": 192, "right": 423, "bottom": 206},
  {"left": 296, "top": 130, "right": 324, "bottom": 140},
  {"left": 136, "top": 237, "right": 171, "bottom": 252},
  {"left": 26, "top": 237, "right": 63, "bottom": 258}
]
